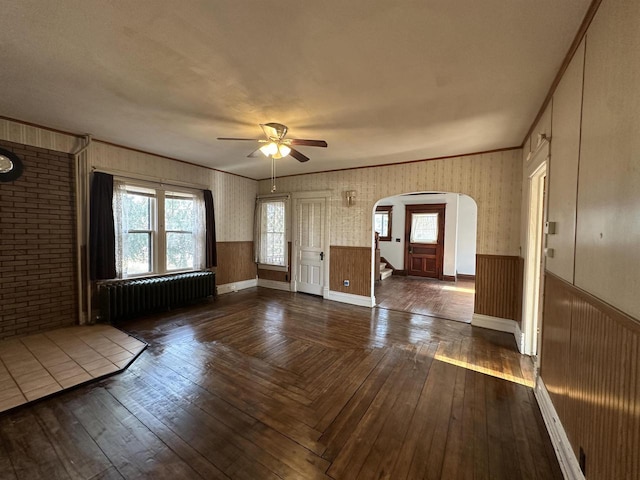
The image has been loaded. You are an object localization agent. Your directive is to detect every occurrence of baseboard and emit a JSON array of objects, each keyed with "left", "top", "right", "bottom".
[
  {"left": 216, "top": 278, "right": 258, "bottom": 295},
  {"left": 472, "top": 313, "right": 522, "bottom": 349},
  {"left": 535, "top": 378, "right": 584, "bottom": 480},
  {"left": 326, "top": 290, "right": 375, "bottom": 308},
  {"left": 456, "top": 273, "right": 476, "bottom": 280},
  {"left": 257, "top": 279, "right": 291, "bottom": 291},
  {"left": 393, "top": 270, "right": 407, "bottom": 276},
  {"left": 443, "top": 275, "right": 456, "bottom": 282}
]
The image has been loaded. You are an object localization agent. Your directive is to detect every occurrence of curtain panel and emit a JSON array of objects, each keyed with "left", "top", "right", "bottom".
[
  {"left": 89, "top": 172, "right": 117, "bottom": 280},
  {"left": 204, "top": 190, "right": 217, "bottom": 268}
]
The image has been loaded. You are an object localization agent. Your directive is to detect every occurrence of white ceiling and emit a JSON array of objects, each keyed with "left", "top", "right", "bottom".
[{"left": 0, "top": 1, "right": 590, "bottom": 179}]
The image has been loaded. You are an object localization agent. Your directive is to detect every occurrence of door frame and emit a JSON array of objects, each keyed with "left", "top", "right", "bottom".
[
  {"left": 404, "top": 203, "right": 446, "bottom": 279},
  {"left": 522, "top": 139, "right": 550, "bottom": 358},
  {"left": 291, "top": 190, "right": 331, "bottom": 298}
]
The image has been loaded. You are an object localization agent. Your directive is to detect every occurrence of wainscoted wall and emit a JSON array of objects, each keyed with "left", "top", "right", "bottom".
[
  {"left": 474, "top": 255, "right": 523, "bottom": 322},
  {"left": 215, "top": 241, "right": 256, "bottom": 286},
  {"left": 329, "top": 246, "right": 371, "bottom": 297},
  {"left": 259, "top": 149, "right": 522, "bottom": 256},
  {"left": 541, "top": 272, "right": 640, "bottom": 479},
  {"left": 0, "top": 140, "right": 77, "bottom": 339},
  {"left": 0, "top": 117, "right": 259, "bottom": 321}
]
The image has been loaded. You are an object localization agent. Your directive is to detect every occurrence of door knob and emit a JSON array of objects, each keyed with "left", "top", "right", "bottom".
[{"left": 320, "top": 251, "right": 324, "bottom": 261}]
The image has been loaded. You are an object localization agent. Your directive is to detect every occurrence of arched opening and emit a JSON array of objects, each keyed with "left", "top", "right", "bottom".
[{"left": 371, "top": 191, "right": 478, "bottom": 323}]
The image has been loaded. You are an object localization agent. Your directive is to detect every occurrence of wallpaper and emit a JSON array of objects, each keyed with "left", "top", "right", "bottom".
[
  {"left": 0, "top": 118, "right": 257, "bottom": 243},
  {"left": 0, "top": 118, "right": 79, "bottom": 153},
  {"left": 89, "top": 142, "right": 257, "bottom": 243},
  {"left": 259, "top": 149, "right": 522, "bottom": 255}
]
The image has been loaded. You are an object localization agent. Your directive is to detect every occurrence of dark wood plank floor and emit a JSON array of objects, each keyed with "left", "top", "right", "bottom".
[
  {"left": 0, "top": 288, "right": 561, "bottom": 479},
  {"left": 375, "top": 276, "right": 475, "bottom": 323}
]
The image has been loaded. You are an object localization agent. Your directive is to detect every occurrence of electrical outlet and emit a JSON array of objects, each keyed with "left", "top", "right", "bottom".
[
  {"left": 231, "top": 284, "right": 237, "bottom": 292},
  {"left": 343, "top": 280, "right": 350, "bottom": 287}
]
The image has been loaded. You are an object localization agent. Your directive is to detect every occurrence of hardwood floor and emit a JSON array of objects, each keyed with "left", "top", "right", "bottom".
[
  {"left": 0, "top": 288, "right": 561, "bottom": 479},
  {"left": 375, "top": 275, "right": 476, "bottom": 323}
]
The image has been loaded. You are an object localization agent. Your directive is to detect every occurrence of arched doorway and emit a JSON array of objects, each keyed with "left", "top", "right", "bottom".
[{"left": 371, "top": 191, "right": 478, "bottom": 323}]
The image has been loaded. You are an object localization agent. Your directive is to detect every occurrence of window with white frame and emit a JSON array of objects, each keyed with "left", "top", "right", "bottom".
[
  {"left": 115, "top": 182, "right": 204, "bottom": 277},
  {"left": 374, "top": 206, "right": 392, "bottom": 241},
  {"left": 255, "top": 197, "right": 288, "bottom": 268}
]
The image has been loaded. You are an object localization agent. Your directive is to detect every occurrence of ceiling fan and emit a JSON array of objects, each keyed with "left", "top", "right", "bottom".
[{"left": 217, "top": 123, "right": 327, "bottom": 163}]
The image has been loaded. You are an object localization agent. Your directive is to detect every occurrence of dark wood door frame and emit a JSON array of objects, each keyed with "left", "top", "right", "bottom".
[{"left": 404, "top": 204, "right": 446, "bottom": 280}]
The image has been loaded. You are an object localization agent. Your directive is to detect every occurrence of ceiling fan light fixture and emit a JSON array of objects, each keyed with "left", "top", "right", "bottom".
[
  {"left": 260, "top": 142, "right": 278, "bottom": 157},
  {"left": 278, "top": 144, "right": 291, "bottom": 157}
]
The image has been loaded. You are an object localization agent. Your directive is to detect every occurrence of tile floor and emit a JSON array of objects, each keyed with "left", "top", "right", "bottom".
[{"left": 0, "top": 325, "right": 146, "bottom": 413}]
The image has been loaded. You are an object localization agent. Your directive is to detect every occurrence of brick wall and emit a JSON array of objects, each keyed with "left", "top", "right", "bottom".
[{"left": 0, "top": 139, "right": 77, "bottom": 339}]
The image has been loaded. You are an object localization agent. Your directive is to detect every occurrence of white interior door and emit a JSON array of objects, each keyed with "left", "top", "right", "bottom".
[{"left": 296, "top": 198, "right": 325, "bottom": 295}]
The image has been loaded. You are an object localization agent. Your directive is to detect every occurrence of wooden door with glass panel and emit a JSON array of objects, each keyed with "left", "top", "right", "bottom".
[{"left": 404, "top": 204, "right": 445, "bottom": 279}]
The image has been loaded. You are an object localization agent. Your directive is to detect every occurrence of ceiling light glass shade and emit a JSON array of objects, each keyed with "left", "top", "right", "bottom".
[
  {"left": 278, "top": 144, "right": 291, "bottom": 157},
  {"left": 260, "top": 142, "right": 278, "bottom": 156}
]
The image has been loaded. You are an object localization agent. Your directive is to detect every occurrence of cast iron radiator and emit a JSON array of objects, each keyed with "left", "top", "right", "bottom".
[{"left": 98, "top": 271, "right": 215, "bottom": 323}]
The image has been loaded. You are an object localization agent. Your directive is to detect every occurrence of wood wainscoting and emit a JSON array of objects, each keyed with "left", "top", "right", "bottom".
[
  {"left": 329, "top": 246, "right": 371, "bottom": 297},
  {"left": 474, "top": 255, "right": 523, "bottom": 322},
  {"left": 540, "top": 272, "right": 640, "bottom": 479},
  {"left": 215, "top": 241, "right": 256, "bottom": 285}
]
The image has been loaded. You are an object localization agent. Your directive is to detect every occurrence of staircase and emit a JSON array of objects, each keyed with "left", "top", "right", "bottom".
[{"left": 379, "top": 261, "right": 393, "bottom": 280}]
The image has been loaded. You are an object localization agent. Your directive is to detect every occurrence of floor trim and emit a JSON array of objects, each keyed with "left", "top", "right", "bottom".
[
  {"left": 472, "top": 313, "right": 523, "bottom": 352},
  {"left": 535, "top": 378, "right": 584, "bottom": 480},
  {"left": 257, "top": 279, "right": 291, "bottom": 291},
  {"left": 217, "top": 278, "right": 258, "bottom": 295},
  {"left": 326, "top": 290, "right": 375, "bottom": 308}
]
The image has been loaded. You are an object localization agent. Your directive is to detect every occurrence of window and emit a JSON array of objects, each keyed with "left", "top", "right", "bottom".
[
  {"left": 255, "top": 197, "right": 288, "bottom": 269},
  {"left": 116, "top": 182, "right": 204, "bottom": 277},
  {"left": 374, "top": 206, "right": 392, "bottom": 241},
  {"left": 122, "top": 187, "right": 155, "bottom": 275},
  {"left": 410, "top": 213, "right": 439, "bottom": 243}
]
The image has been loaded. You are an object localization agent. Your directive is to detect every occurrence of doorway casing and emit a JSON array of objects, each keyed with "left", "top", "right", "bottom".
[{"left": 521, "top": 138, "right": 550, "bottom": 357}]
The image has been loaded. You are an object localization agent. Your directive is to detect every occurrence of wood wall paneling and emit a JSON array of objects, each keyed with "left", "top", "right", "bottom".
[
  {"left": 329, "top": 246, "right": 371, "bottom": 297},
  {"left": 214, "top": 241, "right": 256, "bottom": 285},
  {"left": 541, "top": 271, "right": 640, "bottom": 479},
  {"left": 474, "top": 255, "right": 523, "bottom": 322}
]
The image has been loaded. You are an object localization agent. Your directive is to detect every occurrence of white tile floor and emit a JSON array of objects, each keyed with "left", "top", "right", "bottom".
[{"left": 0, "top": 325, "right": 146, "bottom": 412}]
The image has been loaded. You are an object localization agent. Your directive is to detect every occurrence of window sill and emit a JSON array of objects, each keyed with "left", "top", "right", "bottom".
[{"left": 258, "top": 264, "right": 288, "bottom": 272}]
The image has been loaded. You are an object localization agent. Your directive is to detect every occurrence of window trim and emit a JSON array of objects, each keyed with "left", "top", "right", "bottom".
[
  {"left": 117, "top": 180, "right": 204, "bottom": 278},
  {"left": 255, "top": 195, "right": 289, "bottom": 271},
  {"left": 375, "top": 205, "right": 393, "bottom": 242}
]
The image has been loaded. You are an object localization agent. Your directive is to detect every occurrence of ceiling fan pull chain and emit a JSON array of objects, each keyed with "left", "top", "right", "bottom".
[{"left": 271, "top": 156, "right": 277, "bottom": 192}]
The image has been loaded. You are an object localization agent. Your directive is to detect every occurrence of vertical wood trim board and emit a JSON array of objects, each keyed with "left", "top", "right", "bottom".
[
  {"left": 329, "top": 246, "right": 371, "bottom": 297},
  {"left": 540, "top": 272, "right": 640, "bottom": 479},
  {"left": 215, "top": 241, "right": 256, "bottom": 285},
  {"left": 474, "top": 255, "right": 523, "bottom": 322}
]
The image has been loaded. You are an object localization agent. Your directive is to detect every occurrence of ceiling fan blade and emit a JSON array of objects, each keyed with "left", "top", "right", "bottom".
[
  {"left": 217, "top": 137, "right": 260, "bottom": 141},
  {"left": 260, "top": 123, "right": 287, "bottom": 141},
  {"left": 289, "top": 147, "right": 310, "bottom": 163},
  {"left": 247, "top": 148, "right": 263, "bottom": 158},
  {"left": 289, "top": 139, "right": 328, "bottom": 147}
]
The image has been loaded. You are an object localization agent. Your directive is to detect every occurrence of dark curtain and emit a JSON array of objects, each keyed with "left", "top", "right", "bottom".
[
  {"left": 89, "top": 172, "right": 117, "bottom": 280},
  {"left": 204, "top": 189, "right": 217, "bottom": 267}
]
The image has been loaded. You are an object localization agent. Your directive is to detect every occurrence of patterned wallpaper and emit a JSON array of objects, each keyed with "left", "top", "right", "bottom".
[
  {"left": 258, "top": 149, "right": 523, "bottom": 255},
  {"left": 0, "top": 118, "right": 79, "bottom": 153},
  {"left": 0, "top": 118, "right": 257, "bottom": 242},
  {"left": 88, "top": 142, "right": 257, "bottom": 242}
]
